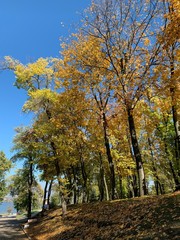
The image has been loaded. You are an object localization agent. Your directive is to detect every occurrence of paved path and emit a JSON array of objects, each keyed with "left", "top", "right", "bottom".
[{"left": 0, "top": 216, "right": 29, "bottom": 240}]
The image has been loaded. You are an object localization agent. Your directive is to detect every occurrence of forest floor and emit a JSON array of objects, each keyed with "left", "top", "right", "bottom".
[{"left": 26, "top": 191, "right": 180, "bottom": 240}]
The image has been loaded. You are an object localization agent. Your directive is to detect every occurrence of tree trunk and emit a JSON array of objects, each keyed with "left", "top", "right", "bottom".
[
  {"left": 80, "top": 156, "right": 88, "bottom": 203},
  {"left": 132, "top": 174, "right": 138, "bottom": 197},
  {"left": 53, "top": 149, "right": 68, "bottom": 216},
  {"left": 72, "top": 166, "right": 78, "bottom": 204},
  {"left": 127, "top": 127, "right": 138, "bottom": 197},
  {"left": 164, "top": 140, "right": 180, "bottom": 191},
  {"left": 27, "top": 162, "right": 33, "bottom": 219},
  {"left": 103, "top": 173, "right": 110, "bottom": 201},
  {"left": 127, "top": 176, "right": 134, "bottom": 198},
  {"left": 128, "top": 174, "right": 138, "bottom": 198},
  {"left": 61, "top": 195, "right": 67, "bottom": 216},
  {"left": 127, "top": 108, "right": 147, "bottom": 196},
  {"left": 42, "top": 181, "right": 48, "bottom": 211},
  {"left": 99, "top": 152, "right": 105, "bottom": 201},
  {"left": 119, "top": 175, "right": 123, "bottom": 199},
  {"left": 170, "top": 57, "right": 180, "bottom": 181},
  {"left": 102, "top": 112, "right": 116, "bottom": 200},
  {"left": 47, "top": 179, "right": 53, "bottom": 207},
  {"left": 46, "top": 108, "right": 69, "bottom": 213},
  {"left": 148, "top": 138, "right": 163, "bottom": 195}
]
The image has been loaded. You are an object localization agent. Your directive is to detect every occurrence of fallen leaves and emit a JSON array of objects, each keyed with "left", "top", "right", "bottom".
[{"left": 26, "top": 192, "right": 180, "bottom": 240}]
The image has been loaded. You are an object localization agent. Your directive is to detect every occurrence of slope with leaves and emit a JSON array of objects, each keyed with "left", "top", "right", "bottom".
[{"left": 26, "top": 191, "right": 180, "bottom": 240}]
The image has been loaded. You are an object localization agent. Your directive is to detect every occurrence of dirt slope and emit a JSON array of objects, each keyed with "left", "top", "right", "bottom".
[{"left": 26, "top": 192, "right": 180, "bottom": 240}]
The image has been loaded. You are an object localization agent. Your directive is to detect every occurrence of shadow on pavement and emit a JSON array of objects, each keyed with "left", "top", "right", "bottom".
[{"left": 0, "top": 216, "right": 29, "bottom": 240}]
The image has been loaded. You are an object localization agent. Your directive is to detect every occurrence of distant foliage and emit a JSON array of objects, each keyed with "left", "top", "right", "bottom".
[{"left": 0, "top": 151, "right": 11, "bottom": 202}]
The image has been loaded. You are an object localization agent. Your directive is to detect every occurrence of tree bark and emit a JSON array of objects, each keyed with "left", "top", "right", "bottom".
[
  {"left": 103, "top": 173, "right": 110, "bottom": 201},
  {"left": 170, "top": 57, "right": 180, "bottom": 181},
  {"left": 47, "top": 179, "right": 53, "bottom": 207},
  {"left": 127, "top": 127, "right": 138, "bottom": 197},
  {"left": 80, "top": 155, "right": 88, "bottom": 203},
  {"left": 127, "top": 108, "right": 147, "bottom": 196},
  {"left": 164, "top": 140, "right": 180, "bottom": 191},
  {"left": 61, "top": 195, "right": 67, "bottom": 216},
  {"left": 72, "top": 166, "right": 78, "bottom": 204},
  {"left": 42, "top": 181, "right": 48, "bottom": 211},
  {"left": 128, "top": 174, "right": 138, "bottom": 198},
  {"left": 148, "top": 138, "right": 163, "bottom": 195},
  {"left": 27, "top": 162, "right": 33, "bottom": 219},
  {"left": 99, "top": 152, "right": 105, "bottom": 201},
  {"left": 127, "top": 176, "right": 134, "bottom": 198},
  {"left": 102, "top": 112, "right": 116, "bottom": 200},
  {"left": 119, "top": 175, "right": 123, "bottom": 199}
]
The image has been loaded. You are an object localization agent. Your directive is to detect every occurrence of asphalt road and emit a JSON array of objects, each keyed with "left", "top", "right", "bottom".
[{"left": 0, "top": 216, "right": 29, "bottom": 240}]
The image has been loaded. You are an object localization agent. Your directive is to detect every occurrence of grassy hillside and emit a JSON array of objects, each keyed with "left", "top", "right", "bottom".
[{"left": 26, "top": 192, "right": 180, "bottom": 240}]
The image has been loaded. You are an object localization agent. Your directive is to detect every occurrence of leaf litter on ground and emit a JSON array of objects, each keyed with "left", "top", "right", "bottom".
[{"left": 26, "top": 191, "right": 180, "bottom": 240}]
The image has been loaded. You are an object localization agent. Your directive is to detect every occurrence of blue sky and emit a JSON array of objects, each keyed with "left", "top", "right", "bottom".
[{"left": 0, "top": 0, "right": 91, "bottom": 172}]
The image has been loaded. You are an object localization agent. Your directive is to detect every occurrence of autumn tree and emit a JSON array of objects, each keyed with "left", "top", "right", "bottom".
[
  {"left": 9, "top": 168, "right": 43, "bottom": 214},
  {"left": 0, "top": 151, "right": 11, "bottom": 202},
  {"left": 11, "top": 127, "right": 39, "bottom": 218},
  {"left": 4, "top": 57, "right": 65, "bottom": 206},
  {"left": 57, "top": 35, "right": 118, "bottom": 199},
  {"left": 157, "top": 0, "right": 180, "bottom": 190},
  {"left": 144, "top": 91, "right": 179, "bottom": 192},
  {"left": 57, "top": 0, "right": 164, "bottom": 196}
]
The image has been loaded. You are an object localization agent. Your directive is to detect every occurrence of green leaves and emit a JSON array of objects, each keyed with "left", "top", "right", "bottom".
[{"left": 0, "top": 151, "right": 11, "bottom": 202}]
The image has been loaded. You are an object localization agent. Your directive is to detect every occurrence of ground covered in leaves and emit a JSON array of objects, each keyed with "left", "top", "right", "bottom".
[{"left": 26, "top": 192, "right": 180, "bottom": 240}]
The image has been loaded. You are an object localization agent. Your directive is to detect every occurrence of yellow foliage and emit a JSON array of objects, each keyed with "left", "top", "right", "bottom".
[
  {"left": 161, "top": 0, "right": 180, "bottom": 47},
  {"left": 144, "top": 38, "right": 150, "bottom": 46},
  {"left": 5, "top": 57, "right": 59, "bottom": 90}
]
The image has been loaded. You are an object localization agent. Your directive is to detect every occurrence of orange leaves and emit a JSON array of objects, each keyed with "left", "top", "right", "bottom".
[
  {"left": 144, "top": 38, "right": 150, "bottom": 46},
  {"left": 57, "top": 34, "right": 110, "bottom": 90},
  {"left": 162, "top": 0, "right": 180, "bottom": 47}
]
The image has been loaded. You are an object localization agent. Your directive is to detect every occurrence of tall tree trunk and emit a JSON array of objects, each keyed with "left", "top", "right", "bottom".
[
  {"left": 27, "top": 162, "right": 33, "bottom": 219},
  {"left": 42, "top": 181, "right": 48, "bottom": 211},
  {"left": 80, "top": 155, "right": 88, "bottom": 203},
  {"left": 170, "top": 56, "right": 180, "bottom": 182},
  {"left": 47, "top": 179, "right": 53, "bottom": 207},
  {"left": 127, "top": 108, "right": 147, "bottom": 196},
  {"left": 128, "top": 174, "right": 138, "bottom": 198},
  {"left": 127, "top": 176, "right": 134, "bottom": 198},
  {"left": 148, "top": 138, "right": 163, "bottom": 195},
  {"left": 92, "top": 90, "right": 115, "bottom": 199},
  {"left": 46, "top": 108, "right": 68, "bottom": 214},
  {"left": 127, "top": 127, "right": 138, "bottom": 197},
  {"left": 102, "top": 112, "right": 116, "bottom": 200},
  {"left": 53, "top": 145, "right": 68, "bottom": 216},
  {"left": 72, "top": 166, "right": 78, "bottom": 204},
  {"left": 61, "top": 195, "right": 67, "bottom": 216},
  {"left": 99, "top": 152, "right": 105, "bottom": 201},
  {"left": 132, "top": 174, "right": 138, "bottom": 197},
  {"left": 103, "top": 173, "right": 110, "bottom": 201},
  {"left": 119, "top": 175, "right": 123, "bottom": 199},
  {"left": 164, "top": 140, "right": 180, "bottom": 191}
]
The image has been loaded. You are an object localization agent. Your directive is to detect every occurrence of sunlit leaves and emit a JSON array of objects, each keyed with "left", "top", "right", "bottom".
[
  {"left": 0, "top": 151, "right": 11, "bottom": 201},
  {"left": 5, "top": 57, "right": 59, "bottom": 90},
  {"left": 23, "top": 89, "right": 58, "bottom": 113},
  {"left": 161, "top": 0, "right": 180, "bottom": 47}
]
